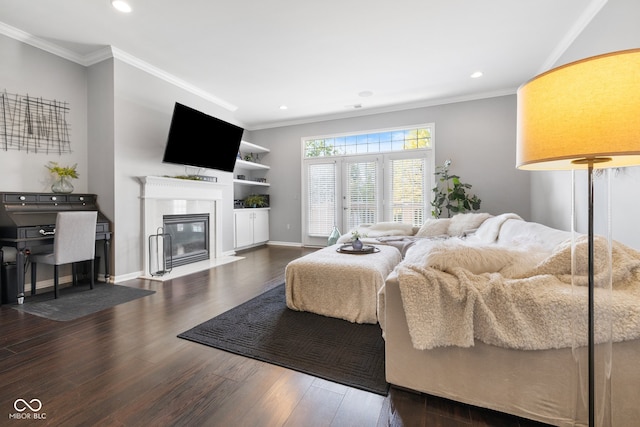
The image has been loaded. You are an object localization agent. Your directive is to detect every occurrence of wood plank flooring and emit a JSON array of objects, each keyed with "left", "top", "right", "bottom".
[{"left": 0, "top": 245, "right": 551, "bottom": 426}]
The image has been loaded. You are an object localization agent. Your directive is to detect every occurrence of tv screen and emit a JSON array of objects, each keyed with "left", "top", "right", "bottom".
[{"left": 162, "top": 102, "right": 244, "bottom": 173}]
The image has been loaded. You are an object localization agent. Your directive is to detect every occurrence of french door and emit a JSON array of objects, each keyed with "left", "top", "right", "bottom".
[{"left": 302, "top": 151, "right": 431, "bottom": 246}]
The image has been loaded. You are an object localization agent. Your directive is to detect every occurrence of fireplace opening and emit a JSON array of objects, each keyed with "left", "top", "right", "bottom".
[{"left": 163, "top": 213, "right": 210, "bottom": 268}]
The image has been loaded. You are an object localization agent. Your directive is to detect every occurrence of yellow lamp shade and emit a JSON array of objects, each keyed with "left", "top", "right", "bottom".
[{"left": 516, "top": 48, "right": 640, "bottom": 170}]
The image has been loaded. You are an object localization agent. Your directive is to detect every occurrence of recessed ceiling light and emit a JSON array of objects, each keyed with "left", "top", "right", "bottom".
[
  {"left": 111, "top": 0, "right": 132, "bottom": 13},
  {"left": 358, "top": 90, "right": 374, "bottom": 98},
  {"left": 470, "top": 71, "right": 483, "bottom": 79},
  {"left": 279, "top": 105, "right": 288, "bottom": 110}
]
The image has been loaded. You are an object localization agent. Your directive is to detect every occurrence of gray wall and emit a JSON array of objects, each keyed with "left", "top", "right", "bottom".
[
  {"left": 109, "top": 59, "right": 239, "bottom": 279},
  {"left": 250, "top": 94, "right": 527, "bottom": 245},
  {"left": 0, "top": 34, "right": 90, "bottom": 272},
  {"left": 528, "top": 0, "right": 640, "bottom": 249},
  {"left": 0, "top": 37, "right": 241, "bottom": 281},
  {"left": 0, "top": 34, "right": 89, "bottom": 193}
]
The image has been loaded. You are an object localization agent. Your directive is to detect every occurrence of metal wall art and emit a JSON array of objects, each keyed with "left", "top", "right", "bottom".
[{"left": 0, "top": 90, "right": 71, "bottom": 154}]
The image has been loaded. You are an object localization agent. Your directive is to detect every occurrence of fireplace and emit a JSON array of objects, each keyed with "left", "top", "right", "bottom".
[
  {"left": 163, "top": 213, "right": 209, "bottom": 268},
  {"left": 140, "top": 175, "right": 237, "bottom": 281}
]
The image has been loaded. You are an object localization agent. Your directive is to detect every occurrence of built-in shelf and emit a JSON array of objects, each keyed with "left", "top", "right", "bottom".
[
  {"left": 240, "top": 140, "right": 270, "bottom": 154},
  {"left": 233, "top": 179, "right": 270, "bottom": 187},
  {"left": 234, "top": 159, "right": 270, "bottom": 171},
  {"left": 234, "top": 140, "right": 270, "bottom": 249}
]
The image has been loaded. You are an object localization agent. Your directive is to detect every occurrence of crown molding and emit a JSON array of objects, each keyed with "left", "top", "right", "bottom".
[
  {"left": 538, "top": 0, "right": 608, "bottom": 73},
  {"left": 0, "top": 21, "right": 85, "bottom": 65},
  {"left": 0, "top": 21, "right": 238, "bottom": 112},
  {"left": 82, "top": 46, "right": 114, "bottom": 66},
  {"left": 109, "top": 47, "right": 237, "bottom": 111},
  {"left": 247, "top": 88, "right": 517, "bottom": 131}
]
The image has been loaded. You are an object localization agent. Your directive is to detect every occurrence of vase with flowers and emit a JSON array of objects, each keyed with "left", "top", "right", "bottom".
[
  {"left": 351, "top": 230, "right": 364, "bottom": 251},
  {"left": 46, "top": 161, "right": 78, "bottom": 194}
]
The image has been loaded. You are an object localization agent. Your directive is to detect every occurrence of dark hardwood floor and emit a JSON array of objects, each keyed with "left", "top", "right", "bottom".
[{"left": 0, "top": 245, "right": 551, "bottom": 426}]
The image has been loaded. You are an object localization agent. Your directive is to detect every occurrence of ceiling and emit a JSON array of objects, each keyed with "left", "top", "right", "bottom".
[{"left": 0, "top": 0, "right": 605, "bottom": 130}]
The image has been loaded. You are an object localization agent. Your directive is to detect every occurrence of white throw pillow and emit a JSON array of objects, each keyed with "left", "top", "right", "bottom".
[
  {"left": 447, "top": 213, "right": 493, "bottom": 237},
  {"left": 415, "top": 218, "right": 451, "bottom": 237}
]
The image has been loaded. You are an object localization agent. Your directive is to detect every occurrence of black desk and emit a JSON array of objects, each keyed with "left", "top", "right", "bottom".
[{"left": 0, "top": 192, "right": 111, "bottom": 304}]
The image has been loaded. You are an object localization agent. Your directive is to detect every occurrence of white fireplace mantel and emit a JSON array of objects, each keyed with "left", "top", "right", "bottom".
[
  {"left": 139, "top": 176, "right": 241, "bottom": 281},
  {"left": 139, "top": 175, "right": 225, "bottom": 201}
]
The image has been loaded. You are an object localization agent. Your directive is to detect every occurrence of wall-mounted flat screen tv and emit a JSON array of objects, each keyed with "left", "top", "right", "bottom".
[{"left": 162, "top": 102, "right": 244, "bottom": 173}]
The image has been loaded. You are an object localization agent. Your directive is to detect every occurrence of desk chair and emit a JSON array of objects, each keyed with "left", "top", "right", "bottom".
[{"left": 30, "top": 211, "right": 98, "bottom": 299}]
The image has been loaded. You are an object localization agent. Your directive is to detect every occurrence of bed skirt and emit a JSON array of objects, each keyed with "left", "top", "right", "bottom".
[{"left": 382, "top": 273, "right": 640, "bottom": 426}]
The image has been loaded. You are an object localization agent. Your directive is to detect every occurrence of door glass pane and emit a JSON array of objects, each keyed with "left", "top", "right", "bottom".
[
  {"left": 344, "top": 160, "right": 377, "bottom": 230},
  {"left": 389, "top": 157, "right": 426, "bottom": 226},
  {"left": 307, "top": 162, "right": 336, "bottom": 236}
]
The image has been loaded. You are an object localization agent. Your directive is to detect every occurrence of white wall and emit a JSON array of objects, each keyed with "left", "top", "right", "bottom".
[
  {"left": 528, "top": 0, "right": 640, "bottom": 249},
  {"left": 250, "top": 95, "right": 527, "bottom": 245}
]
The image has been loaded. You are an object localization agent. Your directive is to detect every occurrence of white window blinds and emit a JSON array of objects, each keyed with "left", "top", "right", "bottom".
[
  {"left": 387, "top": 156, "right": 426, "bottom": 226},
  {"left": 344, "top": 159, "right": 378, "bottom": 230},
  {"left": 306, "top": 162, "right": 336, "bottom": 236}
]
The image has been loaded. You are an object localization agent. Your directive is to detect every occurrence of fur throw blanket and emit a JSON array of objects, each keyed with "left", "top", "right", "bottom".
[{"left": 396, "top": 237, "right": 640, "bottom": 350}]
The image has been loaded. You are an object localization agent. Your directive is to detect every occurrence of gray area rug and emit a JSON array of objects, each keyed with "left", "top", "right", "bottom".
[
  {"left": 178, "top": 284, "right": 388, "bottom": 395},
  {"left": 12, "top": 283, "right": 155, "bottom": 321}
]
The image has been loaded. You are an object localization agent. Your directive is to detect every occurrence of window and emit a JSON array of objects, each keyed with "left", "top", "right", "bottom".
[
  {"left": 304, "top": 127, "right": 431, "bottom": 158},
  {"left": 302, "top": 125, "right": 434, "bottom": 246}
]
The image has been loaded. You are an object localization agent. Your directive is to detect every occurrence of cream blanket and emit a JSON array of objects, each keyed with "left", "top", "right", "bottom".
[{"left": 396, "top": 237, "right": 640, "bottom": 350}]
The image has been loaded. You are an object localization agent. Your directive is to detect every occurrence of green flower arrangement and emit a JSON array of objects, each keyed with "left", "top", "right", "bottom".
[{"left": 45, "top": 161, "right": 79, "bottom": 179}]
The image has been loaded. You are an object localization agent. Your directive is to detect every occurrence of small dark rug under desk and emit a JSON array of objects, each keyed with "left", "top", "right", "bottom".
[{"left": 11, "top": 282, "right": 155, "bottom": 321}]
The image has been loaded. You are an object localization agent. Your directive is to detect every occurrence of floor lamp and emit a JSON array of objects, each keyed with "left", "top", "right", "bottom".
[{"left": 516, "top": 49, "right": 640, "bottom": 426}]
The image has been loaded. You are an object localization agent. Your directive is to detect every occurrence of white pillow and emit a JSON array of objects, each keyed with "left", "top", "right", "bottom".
[
  {"left": 368, "top": 221, "right": 415, "bottom": 235},
  {"left": 337, "top": 222, "right": 414, "bottom": 243},
  {"left": 447, "top": 213, "right": 492, "bottom": 237},
  {"left": 415, "top": 218, "right": 451, "bottom": 237}
]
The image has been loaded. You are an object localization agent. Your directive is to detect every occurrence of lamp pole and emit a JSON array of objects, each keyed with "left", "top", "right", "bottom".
[
  {"left": 575, "top": 157, "right": 608, "bottom": 426},
  {"left": 587, "top": 162, "right": 595, "bottom": 427}
]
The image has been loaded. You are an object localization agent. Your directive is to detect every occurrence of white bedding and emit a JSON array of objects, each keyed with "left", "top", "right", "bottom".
[
  {"left": 285, "top": 244, "right": 402, "bottom": 324},
  {"left": 396, "top": 236, "right": 640, "bottom": 350}
]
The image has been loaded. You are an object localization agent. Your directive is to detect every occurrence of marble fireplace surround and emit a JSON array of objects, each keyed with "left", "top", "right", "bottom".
[{"left": 139, "top": 176, "right": 241, "bottom": 281}]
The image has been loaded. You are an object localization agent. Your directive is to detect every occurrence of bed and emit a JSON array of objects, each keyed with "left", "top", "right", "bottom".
[{"left": 379, "top": 214, "right": 640, "bottom": 426}]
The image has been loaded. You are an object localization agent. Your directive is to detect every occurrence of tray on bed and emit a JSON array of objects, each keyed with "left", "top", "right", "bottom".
[{"left": 337, "top": 244, "right": 380, "bottom": 254}]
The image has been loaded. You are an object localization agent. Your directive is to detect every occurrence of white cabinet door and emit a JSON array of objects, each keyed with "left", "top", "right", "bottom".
[
  {"left": 253, "top": 210, "right": 269, "bottom": 243},
  {"left": 234, "top": 209, "right": 269, "bottom": 248},
  {"left": 234, "top": 210, "right": 254, "bottom": 248}
]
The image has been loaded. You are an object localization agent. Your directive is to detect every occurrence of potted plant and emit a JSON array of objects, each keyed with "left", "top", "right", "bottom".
[
  {"left": 431, "top": 159, "right": 481, "bottom": 218},
  {"left": 244, "top": 194, "right": 268, "bottom": 208},
  {"left": 46, "top": 161, "right": 78, "bottom": 193}
]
